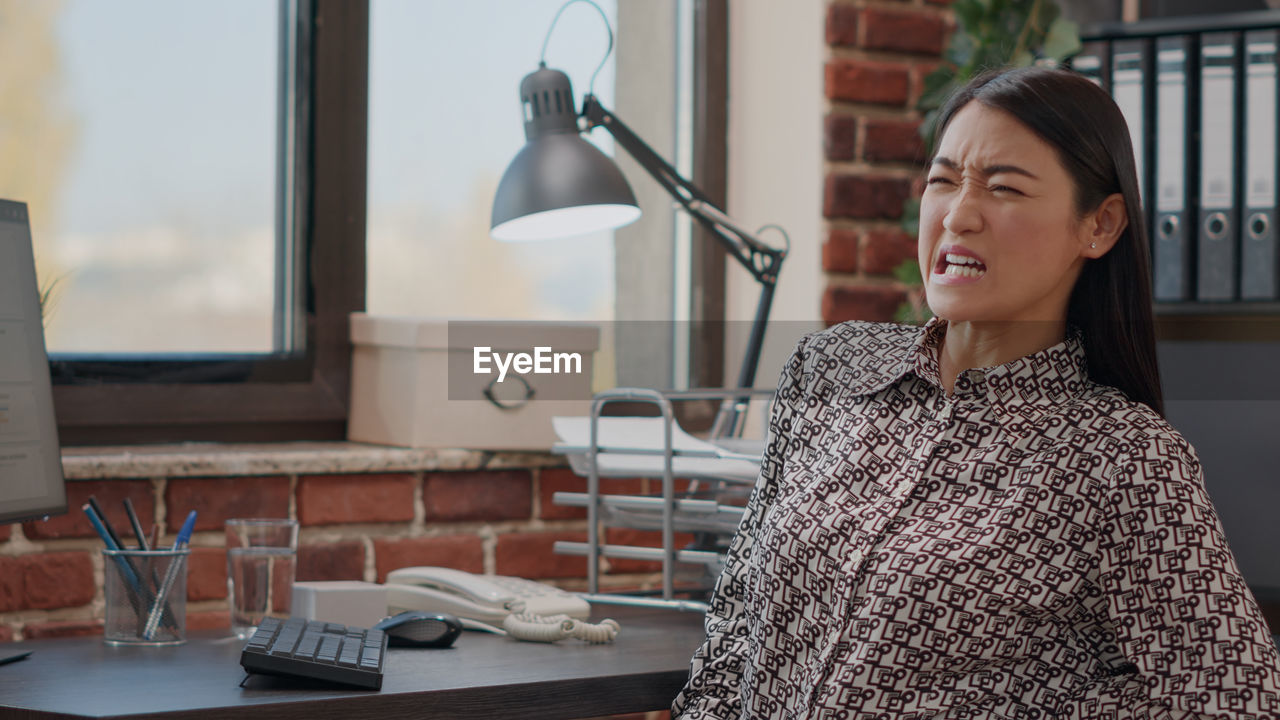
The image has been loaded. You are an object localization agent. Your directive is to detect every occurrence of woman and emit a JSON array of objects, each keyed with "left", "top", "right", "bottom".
[{"left": 673, "top": 66, "right": 1280, "bottom": 719}]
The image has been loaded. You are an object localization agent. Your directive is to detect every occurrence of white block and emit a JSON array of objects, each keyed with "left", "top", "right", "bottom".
[{"left": 291, "top": 581, "right": 388, "bottom": 628}]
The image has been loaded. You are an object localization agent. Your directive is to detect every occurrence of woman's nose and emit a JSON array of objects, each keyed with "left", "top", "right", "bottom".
[{"left": 942, "top": 185, "right": 983, "bottom": 235}]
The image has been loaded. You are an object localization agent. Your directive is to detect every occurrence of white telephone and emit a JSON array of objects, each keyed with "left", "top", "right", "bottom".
[{"left": 384, "top": 566, "right": 594, "bottom": 635}]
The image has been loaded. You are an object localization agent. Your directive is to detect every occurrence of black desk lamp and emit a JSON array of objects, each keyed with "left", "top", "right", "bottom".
[{"left": 490, "top": 1, "right": 788, "bottom": 420}]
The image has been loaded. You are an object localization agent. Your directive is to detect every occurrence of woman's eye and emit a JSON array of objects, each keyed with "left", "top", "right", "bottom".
[
  {"left": 989, "top": 184, "right": 1023, "bottom": 195},
  {"left": 925, "top": 176, "right": 953, "bottom": 186}
]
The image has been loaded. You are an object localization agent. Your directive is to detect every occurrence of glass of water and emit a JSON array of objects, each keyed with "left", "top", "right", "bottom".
[{"left": 225, "top": 518, "right": 298, "bottom": 639}]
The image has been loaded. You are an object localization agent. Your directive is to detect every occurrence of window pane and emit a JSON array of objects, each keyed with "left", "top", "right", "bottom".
[
  {"left": 366, "top": 0, "right": 618, "bottom": 322},
  {"left": 0, "top": 0, "right": 279, "bottom": 355}
]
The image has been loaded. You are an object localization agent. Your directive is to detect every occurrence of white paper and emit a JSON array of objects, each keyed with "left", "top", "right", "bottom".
[
  {"left": 552, "top": 416, "right": 723, "bottom": 457},
  {"left": 565, "top": 452, "right": 760, "bottom": 483}
]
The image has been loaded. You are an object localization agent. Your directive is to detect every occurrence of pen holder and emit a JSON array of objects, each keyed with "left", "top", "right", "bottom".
[{"left": 102, "top": 548, "right": 190, "bottom": 646}]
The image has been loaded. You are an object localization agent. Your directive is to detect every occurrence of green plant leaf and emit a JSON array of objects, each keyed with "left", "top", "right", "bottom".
[
  {"left": 1043, "top": 16, "right": 1081, "bottom": 60},
  {"left": 893, "top": 303, "right": 917, "bottom": 324},
  {"left": 37, "top": 272, "right": 68, "bottom": 327},
  {"left": 893, "top": 258, "right": 924, "bottom": 286},
  {"left": 893, "top": 295, "right": 934, "bottom": 326},
  {"left": 1011, "top": 49, "right": 1034, "bottom": 67},
  {"left": 980, "top": 38, "right": 1016, "bottom": 67},
  {"left": 954, "top": 0, "right": 986, "bottom": 32},
  {"left": 920, "top": 64, "right": 955, "bottom": 98},
  {"left": 918, "top": 74, "right": 959, "bottom": 113},
  {"left": 1039, "top": 2, "right": 1062, "bottom": 32},
  {"left": 901, "top": 196, "right": 921, "bottom": 238},
  {"left": 945, "top": 29, "right": 975, "bottom": 67},
  {"left": 992, "top": 0, "right": 1022, "bottom": 32},
  {"left": 919, "top": 108, "right": 943, "bottom": 156}
]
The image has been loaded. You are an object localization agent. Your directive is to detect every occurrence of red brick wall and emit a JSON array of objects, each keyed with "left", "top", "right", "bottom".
[
  {"left": 822, "top": 0, "right": 951, "bottom": 325},
  {"left": 0, "top": 464, "right": 675, "bottom": 641}
]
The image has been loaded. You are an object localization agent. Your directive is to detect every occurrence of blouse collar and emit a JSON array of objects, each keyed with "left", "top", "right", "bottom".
[{"left": 846, "top": 317, "right": 1092, "bottom": 422}]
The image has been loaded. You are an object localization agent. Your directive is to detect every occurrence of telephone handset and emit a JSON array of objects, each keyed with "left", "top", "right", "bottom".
[{"left": 384, "top": 566, "right": 596, "bottom": 635}]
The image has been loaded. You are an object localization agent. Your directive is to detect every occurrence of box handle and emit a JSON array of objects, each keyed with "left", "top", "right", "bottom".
[{"left": 483, "top": 374, "right": 536, "bottom": 410}]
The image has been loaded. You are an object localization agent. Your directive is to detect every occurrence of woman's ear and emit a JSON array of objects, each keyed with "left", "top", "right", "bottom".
[{"left": 1083, "top": 193, "right": 1127, "bottom": 258}]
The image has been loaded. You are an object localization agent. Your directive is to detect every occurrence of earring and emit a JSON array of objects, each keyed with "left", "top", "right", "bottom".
[{"left": 1090, "top": 242, "right": 1097, "bottom": 249}]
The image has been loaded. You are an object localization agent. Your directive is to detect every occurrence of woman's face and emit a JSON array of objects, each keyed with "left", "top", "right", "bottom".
[{"left": 918, "top": 101, "right": 1094, "bottom": 325}]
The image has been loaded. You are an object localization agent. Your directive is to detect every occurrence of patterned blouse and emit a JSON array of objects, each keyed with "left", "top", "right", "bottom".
[{"left": 673, "top": 318, "right": 1280, "bottom": 719}]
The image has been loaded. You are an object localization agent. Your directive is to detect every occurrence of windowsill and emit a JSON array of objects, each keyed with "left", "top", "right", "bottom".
[{"left": 59, "top": 442, "right": 565, "bottom": 480}]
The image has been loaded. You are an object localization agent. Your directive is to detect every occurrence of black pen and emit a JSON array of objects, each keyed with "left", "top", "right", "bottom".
[
  {"left": 123, "top": 498, "right": 149, "bottom": 550},
  {"left": 124, "top": 497, "right": 162, "bottom": 609},
  {"left": 87, "top": 496, "right": 125, "bottom": 550},
  {"left": 87, "top": 501, "right": 177, "bottom": 632},
  {"left": 0, "top": 651, "right": 31, "bottom": 667}
]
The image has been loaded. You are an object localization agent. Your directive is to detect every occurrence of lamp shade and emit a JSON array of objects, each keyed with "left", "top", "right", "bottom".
[{"left": 491, "top": 66, "right": 640, "bottom": 241}]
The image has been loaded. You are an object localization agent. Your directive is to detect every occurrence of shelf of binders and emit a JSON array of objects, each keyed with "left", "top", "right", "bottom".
[
  {"left": 1077, "top": 11, "right": 1280, "bottom": 310},
  {"left": 549, "top": 387, "right": 773, "bottom": 608}
]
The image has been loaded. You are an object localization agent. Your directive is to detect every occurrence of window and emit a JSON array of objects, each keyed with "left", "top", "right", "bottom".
[
  {"left": 366, "top": 0, "right": 716, "bottom": 393},
  {"left": 37, "top": 0, "right": 278, "bottom": 355},
  {"left": 13, "top": 0, "right": 366, "bottom": 444},
  {"left": 367, "top": 0, "right": 619, "bottom": 325},
  {"left": 0, "top": 0, "right": 725, "bottom": 444}
]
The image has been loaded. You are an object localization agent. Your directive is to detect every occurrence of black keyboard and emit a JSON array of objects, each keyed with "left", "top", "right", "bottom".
[{"left": 240, "top": 616, "right": 388, "bottom": 690}]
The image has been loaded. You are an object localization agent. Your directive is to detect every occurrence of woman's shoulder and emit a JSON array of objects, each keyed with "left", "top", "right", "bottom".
[{"left": 1078, "top": 383, "right": 1200, "bottom": 467}]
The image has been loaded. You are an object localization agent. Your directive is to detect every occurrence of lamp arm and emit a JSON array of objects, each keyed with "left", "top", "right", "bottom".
[
  {"left": 581, "top": 95, "right": 784, "bottom": 286},
  {"left": 582, "top": 94, "right": 784, "bottom": 402}
]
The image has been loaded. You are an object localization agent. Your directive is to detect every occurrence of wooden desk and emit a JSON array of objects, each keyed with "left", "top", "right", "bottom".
[{"left": 0, "top": 607, "right": 705, "bottom": 719}]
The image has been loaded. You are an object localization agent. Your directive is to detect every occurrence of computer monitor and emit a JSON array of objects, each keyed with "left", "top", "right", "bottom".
[{"left": 0, "top": 199, "right": 66, "bottom": 524}]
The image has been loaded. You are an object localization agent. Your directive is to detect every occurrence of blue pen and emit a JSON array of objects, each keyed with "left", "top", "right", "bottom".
[
  {"left": 84, "top": 503, "right": 154, "bottom": 635},
  {"left": 83, "top": 503, "right": 142, "bottom": 591},
  {"left": 145, "top": 510, "right": 197, "bottom": 640},
  {"left": 173, "top": 510, "right": 197, "bottom": 549}
]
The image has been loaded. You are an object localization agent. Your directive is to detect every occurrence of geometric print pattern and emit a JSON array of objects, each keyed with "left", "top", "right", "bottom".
[{"left": 673, "top": 318, "right": 1280, "bottom": 719}]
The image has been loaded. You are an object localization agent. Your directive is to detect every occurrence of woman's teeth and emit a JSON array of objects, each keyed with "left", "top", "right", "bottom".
[{"left": 942, "top": 253, "right": 985, "bottom": 278}]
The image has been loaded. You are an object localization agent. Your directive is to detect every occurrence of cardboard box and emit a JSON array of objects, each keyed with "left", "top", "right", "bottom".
[{"left": 348, "top": 314, "right": 599, "bottom": 450}]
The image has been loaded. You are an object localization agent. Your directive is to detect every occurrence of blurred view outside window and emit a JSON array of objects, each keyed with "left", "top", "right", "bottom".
[
  {"left": 368, "top": 0, "right": 695, "bottom": 391},
  {"left": 0, "top": 0, "right": 278, "bottom": 355},
  {"left": 1, "top": 0, "right": 686, "bottom": 380},
  {"left": 367, "top": 0, "right": 618, "bottom": 324}
]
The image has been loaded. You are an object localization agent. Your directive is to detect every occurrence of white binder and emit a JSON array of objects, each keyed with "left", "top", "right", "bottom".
[
  {"left": 1197, "top": 32, "right": 1239, "bottom": 301},
  {"left": 1155, "top": 35, "right": 1194, "bottom": 302},
  {"left": 1112, "top": 40, "right": 1147, "bottom": 208},
  {"left": 1242, "top": 29, "right": 1279, "bottom": 300}
]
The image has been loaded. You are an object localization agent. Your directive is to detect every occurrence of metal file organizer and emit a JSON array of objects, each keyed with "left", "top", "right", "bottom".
[{"left": 550, "top": 387, "right": 774, "bottom": 612}]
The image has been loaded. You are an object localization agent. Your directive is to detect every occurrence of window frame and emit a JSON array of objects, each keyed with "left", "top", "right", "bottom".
[
  {"left": 51, "top": 0, "right": 367, "bottom": 445},
  {"left": 50, "top": 0, "right": 728, "bottom": 445},
  {"left": 687, "top": 0, "right": 729, "bottom": 391}
]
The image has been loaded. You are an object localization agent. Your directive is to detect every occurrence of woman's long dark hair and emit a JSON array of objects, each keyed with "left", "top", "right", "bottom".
[{"left": 932, "top": 66, "right": 1165, "bottom": 417}]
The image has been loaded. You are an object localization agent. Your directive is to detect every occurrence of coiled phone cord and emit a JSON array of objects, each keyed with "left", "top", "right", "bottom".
[{"left": 501, "top": 604, "right": 620, "bottom": 644}]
